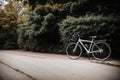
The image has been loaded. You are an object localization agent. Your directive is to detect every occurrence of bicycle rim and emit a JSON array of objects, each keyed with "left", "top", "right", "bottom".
[
  {"left": 92, "top": 42, "right": 111, "bottom": 60},
  {"left": 66, "top": 43, "right": 82, "bottom": 60}
]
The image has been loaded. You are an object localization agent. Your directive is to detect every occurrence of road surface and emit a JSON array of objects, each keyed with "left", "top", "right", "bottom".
[{"left": 0, "top": 51, "right": 120, "bottom": 80}]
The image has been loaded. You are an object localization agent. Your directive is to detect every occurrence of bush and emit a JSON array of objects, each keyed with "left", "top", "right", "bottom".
[
  {"left": 3, "top": 31, "right": 18, "bottom": 49},
  {"left": 17, "top": 10, "right": 61, "bottom": 52},
  {"left": 59, "top": 14, "right": 120, "bottom": 49},
  {"left": 0, "top": 32, "right": 6, "bottom": 49},
  {"left": 17, "top": 1, "right": 120, "bottom": 57}
]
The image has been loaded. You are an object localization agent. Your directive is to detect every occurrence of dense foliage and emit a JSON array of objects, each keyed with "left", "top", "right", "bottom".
[
  {"left": 17, "top": 6, "right": 61, "bottom": 52},
  {"left": 0, "top": 0, "right": 120, "bottom": 57},
  {"left": 59, "top": 14, "right": 120, "bottom": 57},
  {"left": 0, "top": 0, "right": 20, "bottom": 49},
  {"left": 59, "top": 14, "right": 120, "bottom": 44}
]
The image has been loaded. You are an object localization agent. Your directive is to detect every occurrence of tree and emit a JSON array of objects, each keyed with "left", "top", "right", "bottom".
[
  {"left": 0, "top": 0, "right": 28, "bottom": 30},
  {"left": 0, "top": 0, "right": 25, "bottom": 49}
]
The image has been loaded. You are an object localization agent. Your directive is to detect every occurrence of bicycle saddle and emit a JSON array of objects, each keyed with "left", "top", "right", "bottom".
[{"left": 89, "top": 36, "right": 97, "bottom": 38}]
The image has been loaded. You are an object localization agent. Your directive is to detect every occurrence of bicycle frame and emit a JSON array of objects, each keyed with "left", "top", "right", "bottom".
[{"left": 74, "top": 37, "right": 102, "bottom": 54}]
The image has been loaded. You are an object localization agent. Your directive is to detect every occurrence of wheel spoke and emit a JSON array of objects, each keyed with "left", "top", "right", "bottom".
[
  {"left": 92, "top": 42, "right": 111, "bottom": 60},
  {"left": 66, "top": 43, "right": 82, "bottom": 60}
]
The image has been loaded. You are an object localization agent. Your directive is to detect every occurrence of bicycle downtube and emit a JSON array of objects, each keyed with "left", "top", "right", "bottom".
[{"left": 73, "top": 42, "right": 79, "bottom": 52}]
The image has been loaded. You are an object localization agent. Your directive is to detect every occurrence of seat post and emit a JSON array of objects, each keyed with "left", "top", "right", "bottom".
[
  {"left": 92, "top": 37, "right": 95, "bottom": 42},
  {"left": 90, "top": 36, "right": 97, "bottom": 42}
]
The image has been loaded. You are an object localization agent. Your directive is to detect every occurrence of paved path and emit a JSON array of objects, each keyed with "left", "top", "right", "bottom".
[{"left": 0, "top": 50, "right": 120, "bottom": 80}]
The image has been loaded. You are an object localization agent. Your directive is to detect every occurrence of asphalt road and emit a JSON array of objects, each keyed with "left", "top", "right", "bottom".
[{"left": 0, "top": 51, "right": 120, "bottom": 80}]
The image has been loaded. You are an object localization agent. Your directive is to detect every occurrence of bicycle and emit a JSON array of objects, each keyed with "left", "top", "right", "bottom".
[{"left": 66, "top": 34, "right": 111, "bottom": 60}]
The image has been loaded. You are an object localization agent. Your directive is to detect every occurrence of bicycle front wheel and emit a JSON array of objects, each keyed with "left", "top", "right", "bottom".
[
  {"left": 92, "top": 42, "right": 111, "bottom": 60},
  {"left": 66, "top": 43, "right": 82, "bottom": 60}
]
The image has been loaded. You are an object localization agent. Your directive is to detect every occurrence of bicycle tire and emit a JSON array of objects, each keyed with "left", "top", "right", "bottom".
[
  {"left": 92, "top": 42, "right": 111, "bottom": 60},
  {"left": 66, "top": 42, "right": 82, "bottom": 60}
]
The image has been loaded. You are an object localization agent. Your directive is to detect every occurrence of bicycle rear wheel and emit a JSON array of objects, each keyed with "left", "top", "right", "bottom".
[
  {"left": 92, "top": 42, "right": 111, "bottom": 60},
  {"left": 66, "top": 43, "right": 82, "bottom": 60}
]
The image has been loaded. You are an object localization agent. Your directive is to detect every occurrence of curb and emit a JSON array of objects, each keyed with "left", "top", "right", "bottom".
[{"left": 90, "top": 60, "right": 120, "bottom": 67}]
